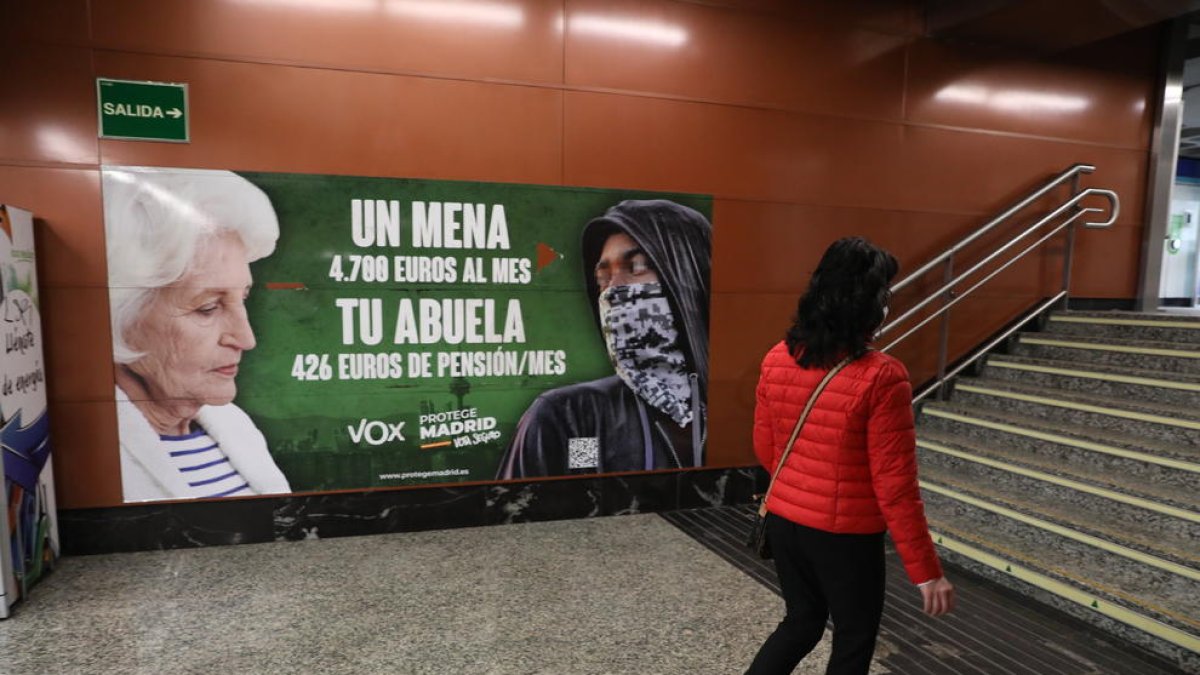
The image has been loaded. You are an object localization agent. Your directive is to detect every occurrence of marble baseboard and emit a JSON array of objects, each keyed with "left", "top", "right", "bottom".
[
  {"left": 58, "top": 497, "right": 277, "bottom": 552},
  {"left": 57, "top": 467, "right": 768, "bottom": 555}
]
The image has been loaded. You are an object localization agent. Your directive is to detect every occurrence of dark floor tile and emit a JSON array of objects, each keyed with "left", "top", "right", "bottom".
[{"left": 661, "top": 506, "right": 1186, "bottom": 675}]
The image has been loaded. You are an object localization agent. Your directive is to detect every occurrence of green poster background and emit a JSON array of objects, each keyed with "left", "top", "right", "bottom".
[{"left": 234, "top": 171, "right": 711, "bottom": 491}]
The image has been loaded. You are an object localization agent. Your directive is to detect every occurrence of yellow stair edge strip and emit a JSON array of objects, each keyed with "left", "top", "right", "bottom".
[
  {"left": 987, "top": 358, "right": 1200, "bottom": 393},
  {"left": 1019, "top": 336, "right": 1200, "bottom": 359},
  {"left": 1050, "top": 315, "right": 1200, "bottom": 329},
  {"left": 917, "top": 440, "right": 1200, "bottom": 524},
  {"left": 921, "top": 407, "right": 1200, "bottom": 474},
  {"left": 954, "top": 383, "right": 1200, "bottom": 432},
  {"left": 930, "top": 530, "right": 1200, "bottom": 653},
  {"left": 919, "top": 480, "right": 1200, "bottom": 581},
  {"left": 933, "top": 521, "right": 1200, "bottom": 631}
]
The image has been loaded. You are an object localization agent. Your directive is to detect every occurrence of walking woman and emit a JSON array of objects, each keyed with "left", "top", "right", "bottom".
[{"left": 746, "top": 237, "right": 955, "bottom": 675}]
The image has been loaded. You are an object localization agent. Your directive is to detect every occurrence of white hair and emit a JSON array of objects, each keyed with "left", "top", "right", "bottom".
[{"left": 103, "top": 167, "right": 280, "bottom": 364}]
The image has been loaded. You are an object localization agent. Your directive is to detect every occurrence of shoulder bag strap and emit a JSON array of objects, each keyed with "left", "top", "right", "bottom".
[{"left": 758, "top": 355, "right": 853, "bottom": 517}]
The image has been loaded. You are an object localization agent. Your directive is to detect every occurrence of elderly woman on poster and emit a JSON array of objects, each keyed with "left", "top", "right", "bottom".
[{"left": 104, "top": 167, "right": 290, "bottom": 502}]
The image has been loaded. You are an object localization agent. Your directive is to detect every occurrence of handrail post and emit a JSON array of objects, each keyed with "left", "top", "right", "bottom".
[
  {"left": 1062, "top": 173, "right": 1081, "bottom": 310},
  {"left": 875, "top": 164, "right": 1119, "bottom": 403},
  {"left": 936, "top": 254, "right": 954, "bottom": 400}
]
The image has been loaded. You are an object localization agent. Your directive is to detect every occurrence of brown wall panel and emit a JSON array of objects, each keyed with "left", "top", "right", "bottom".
[
  {"left": 40, "top": 287, "right": 116, "bottom": 404},
  {"left": 565, "top": 91, "right": 1146, "bottom": 220},
  {"left": 93, "top": 53, "right": 564, "bottom": 184},
  {"left": 897, "top": 126, "right": 1147, "bottom": 222},
  {"left": 1069, "top": 224, "right": 1143, "bottom": 298},
  {"left": 896, "top": 126, "right": 1147, "bottom": 221},
  {"left": 4, "top": 0, "right": 90, "bottom": 46},
  {"left": 707, "top": 292, "right": 794, "bottom": 384},
  {"left": 565, "top": 0, "right": 908, "bottom": 119},
  {"left": 0, "top": 166, "right": 106, "bottom": 288},
  {"left": 710, "top": 199, "right": 977, "bottom": 295},
  {"left": 905, "top": 38, "right": 1154, "bottom": 148},
  {"left": 706, "top": 377, "right": 760, "bottom": 466},
  {"left": 0, "top": 1, "right": 1160, "bottom": 506},
  {"left": 47, "top": 401, "right": 122, "bottom": 508},
  {"left": 91, "top": 0, "right": 565, "bottom": 84},
  {"left": 563, "top": 90, "right": 906, "bottom": 204},
  {"left": 705, "top": 292, "right": 794, "bottom": 466},
  {"left": 677, "top": 0, "right": 918, "bottom": 36},
  {"left": 0, "top": 45, "right": 98, "bottom": 166}
]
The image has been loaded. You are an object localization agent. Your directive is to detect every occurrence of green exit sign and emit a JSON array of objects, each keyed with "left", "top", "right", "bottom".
[{"left": 97, "top": 78, "right": 189, "bottom": 142}]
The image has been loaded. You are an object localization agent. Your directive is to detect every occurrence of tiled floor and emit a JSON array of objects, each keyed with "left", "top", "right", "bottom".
[
  {"left": 0, "top": 509, "right": 1186, "bottom": 674},
  {"left": 662, "top": 506, "right": 1188, "bottom": 675},
  {"left": 0, "top": 514, "right": 807, "bottom": 674}
]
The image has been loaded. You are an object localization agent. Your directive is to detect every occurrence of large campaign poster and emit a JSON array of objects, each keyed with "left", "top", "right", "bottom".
[{"left": 102, "top": 167, "right": 711, "bottom": 502}]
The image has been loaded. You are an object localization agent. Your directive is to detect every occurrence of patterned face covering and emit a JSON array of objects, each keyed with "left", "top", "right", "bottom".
[{"left": 598, "top": 283, "right": 693, "bottom": 426}]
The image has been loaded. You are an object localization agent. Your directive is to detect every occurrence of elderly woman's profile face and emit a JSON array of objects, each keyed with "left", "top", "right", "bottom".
[{"left": 125, "top": 232, "right": 257, "bottom": 408}]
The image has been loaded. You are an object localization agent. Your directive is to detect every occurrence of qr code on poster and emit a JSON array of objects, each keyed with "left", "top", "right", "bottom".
[{"left": 568, "top": 437, "right": 599, "bottom": 470}]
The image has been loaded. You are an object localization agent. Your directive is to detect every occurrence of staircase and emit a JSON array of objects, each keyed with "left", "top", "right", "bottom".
[{"left": 916, "top": 309, "right": 1200, "bottom": 672}]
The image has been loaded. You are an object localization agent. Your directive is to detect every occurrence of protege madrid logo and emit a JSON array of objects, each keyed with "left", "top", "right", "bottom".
[{"left": 346, "top": 418, "right": 406, "bottom": 446}]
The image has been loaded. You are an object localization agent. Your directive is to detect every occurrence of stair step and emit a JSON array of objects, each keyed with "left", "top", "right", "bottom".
[
  {"left": 927, "top": 522, "right": 1200, "bottom": 663},
  {"left": 918, "top": 445, "right": 1199, "bottom": 564},
  {"left": 918, "top": 439, "right": 1200, "bottom": 527},
  {"left": 1051, "top": 308, "right": 1200, "bottom": 321},
  {"left": 917, "top": 425, "right": 1198, "bottom": 507},
  {"left": 918, "top": 403, "right": 1199, "bottom": 500},
  {"left": 919, "top": 402, "right": 1200, "bottom": 464},
  {"left": 921, "top": 308, "right": 1200, "bottom": 670},
  {"left": 921, "top": 480, "right": 1200, "bottom": 584},
  {"left": 950, "top": 379, "right": 1200, "bottom": 449},
  {"left": 1010, "top": 333, "right": 1200, "bottom": 374},
  {"left": 1048, "top": 311, "right": 1200, "bottom": 344},
  {"left": 983, "top": 354, "right": 1200, "bottom": 407},
  {"left": 922, "top": 481, "right": 1200, "bottom": 635}
]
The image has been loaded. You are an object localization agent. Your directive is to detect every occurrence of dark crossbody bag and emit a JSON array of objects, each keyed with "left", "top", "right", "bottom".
[{"left": 747, "top": 356, "right": 852, "bottom": 559}]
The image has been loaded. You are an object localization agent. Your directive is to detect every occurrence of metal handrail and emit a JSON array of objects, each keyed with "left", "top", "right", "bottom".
[
  {"left": 878, "top": 164, "right": 1120, "bottom": 401},
  {"left": 880, "top": 191, "right": 1117, "bottom": 346},
  {"left": 892, "top": 163, "right": 1101, "bottom": 294},
  {"left": 910, "top": 293, "right": 1065, "bottom": 404}
]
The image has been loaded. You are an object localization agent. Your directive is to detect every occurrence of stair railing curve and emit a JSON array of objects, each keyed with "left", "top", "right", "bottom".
[{"left": 876, "top": 163, "right": 1120, "bottom": 404}]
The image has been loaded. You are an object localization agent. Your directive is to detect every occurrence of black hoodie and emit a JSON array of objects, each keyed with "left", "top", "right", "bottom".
[{"left": 496, "top": 200, "right": 712, "bottom": 479}]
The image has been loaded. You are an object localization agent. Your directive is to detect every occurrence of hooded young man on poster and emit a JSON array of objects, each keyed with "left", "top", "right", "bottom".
[{"left": 497, "top": 199, "right": 712, "bottom": 478}]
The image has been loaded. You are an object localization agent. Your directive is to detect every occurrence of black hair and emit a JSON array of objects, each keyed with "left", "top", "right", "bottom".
[{"left": 785, "top": 237, "right": 899, "bottom": 369}]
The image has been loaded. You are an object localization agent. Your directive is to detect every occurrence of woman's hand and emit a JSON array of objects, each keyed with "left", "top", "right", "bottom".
[{"left": 919, "top": 577, "right": 956, "bottom": 616}]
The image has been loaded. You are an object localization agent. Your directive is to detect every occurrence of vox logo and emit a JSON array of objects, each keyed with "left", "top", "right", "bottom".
[{"left": 347, "top": 419, "right": 406, "bottom": 446}]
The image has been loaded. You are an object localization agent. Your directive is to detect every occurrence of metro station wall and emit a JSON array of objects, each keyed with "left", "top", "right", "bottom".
[{"left": 0, "top": 0, "right": 1156, "bottom": 510}]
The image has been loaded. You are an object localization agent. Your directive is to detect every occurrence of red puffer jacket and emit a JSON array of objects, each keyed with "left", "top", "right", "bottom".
[{"left": 753, "top": 341, "right": 943, "bottom": 585}]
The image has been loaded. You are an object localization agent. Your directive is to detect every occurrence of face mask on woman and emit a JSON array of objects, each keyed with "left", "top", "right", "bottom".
[{"left": 597, "top": 283, "right": 693, "bottom": 427}]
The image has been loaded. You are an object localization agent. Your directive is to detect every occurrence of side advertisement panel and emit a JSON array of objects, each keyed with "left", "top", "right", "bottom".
[{"left": 0, "top": 204, "right": 57, "bottom": 616}]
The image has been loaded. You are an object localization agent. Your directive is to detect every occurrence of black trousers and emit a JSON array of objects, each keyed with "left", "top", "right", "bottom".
[{"left": 746, "top": 513, "right": 886, "bottom": 675}]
